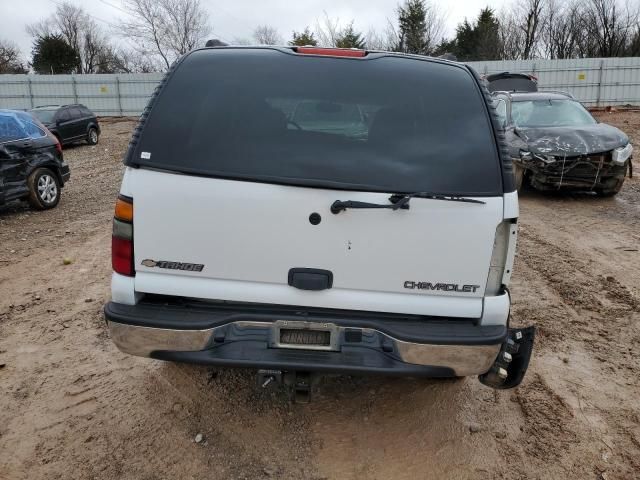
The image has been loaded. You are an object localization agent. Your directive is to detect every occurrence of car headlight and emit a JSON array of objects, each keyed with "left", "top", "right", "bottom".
[{"left": 612, "top": 143, "right": 633, "bottom": 165}]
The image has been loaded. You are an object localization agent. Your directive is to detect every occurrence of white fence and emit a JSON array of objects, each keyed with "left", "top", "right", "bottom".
[
  {"left": 467, "top": 57, "right": 640, "bottom": 107},
  {"left": 0, "top": 73, "right": 162, "bottom": 116},
  {"left": 1, "top": 57, "right": 639, "bottom": 116}
]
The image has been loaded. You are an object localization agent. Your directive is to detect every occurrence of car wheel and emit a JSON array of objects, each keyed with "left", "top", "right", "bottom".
[
  {"left": 27, "top": 168, "right": 61, "bottom": 210},
  {"left": 596, "top": 178, "right": 624, "bottom": 197},
  {"left": 87, "top": 127, "right": 99, "bottom": 145}
]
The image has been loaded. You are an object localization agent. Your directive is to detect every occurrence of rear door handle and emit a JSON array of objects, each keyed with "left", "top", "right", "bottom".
[{"left": 288, "top": 268, "right": 333, "bottom": 291}]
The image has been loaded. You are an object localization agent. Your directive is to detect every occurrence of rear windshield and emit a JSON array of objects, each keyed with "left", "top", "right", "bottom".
[
  {"left": 0, "top": 111, "right": 47, "bottom": 144},
  {"left": 131, "top": 49, "right": 502, "bottom": 195}
]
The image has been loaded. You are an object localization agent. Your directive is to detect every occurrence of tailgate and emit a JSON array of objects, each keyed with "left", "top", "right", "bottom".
[{"left": 130, "top": 168, "right": 503, "bottom": 318}]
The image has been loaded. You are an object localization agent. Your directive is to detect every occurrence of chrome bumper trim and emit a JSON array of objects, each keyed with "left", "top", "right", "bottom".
[{"left": 107, "top": 320, "right": 501, "bottom": 376}]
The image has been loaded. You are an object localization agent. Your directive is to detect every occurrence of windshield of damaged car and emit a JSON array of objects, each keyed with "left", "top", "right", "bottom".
[
  {"left": 511, "top": 99, "right": 597, "bottom": 128},
  {"left": 132, "top": 49, "right": 503, "bottom": 195}
]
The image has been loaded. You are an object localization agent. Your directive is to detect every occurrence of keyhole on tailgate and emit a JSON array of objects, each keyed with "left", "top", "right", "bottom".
[{"left": 309, "top": 212, "right": 321, "bottom": 225}]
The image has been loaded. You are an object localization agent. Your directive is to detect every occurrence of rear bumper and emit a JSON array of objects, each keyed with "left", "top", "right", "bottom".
[
  {"left": 59, "top": 164, "right": 71, "bottom": 184},
  {"left": 104, "top": 301, "right": 506, "bottom": 377}
]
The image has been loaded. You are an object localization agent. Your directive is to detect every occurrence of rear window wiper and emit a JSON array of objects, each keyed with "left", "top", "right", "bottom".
[{"left": 331, "top": 192, "right": 486, "bottom": 214}]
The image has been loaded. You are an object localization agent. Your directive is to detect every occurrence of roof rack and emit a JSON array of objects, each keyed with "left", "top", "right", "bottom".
[{"left": 34, "top": 103, "right": 86, "bottom": 109}]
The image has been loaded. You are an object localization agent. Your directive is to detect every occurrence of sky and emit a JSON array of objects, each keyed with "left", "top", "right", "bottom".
[{"left": 2, "top": 0, "right": 509, "bottom": 60}]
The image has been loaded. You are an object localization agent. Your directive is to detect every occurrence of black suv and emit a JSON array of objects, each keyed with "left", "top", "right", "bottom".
[
  {"left": 0, "top": 109, "right": 70, "bottom": 209},
  {"left": 29, "top": 104, "right": 100, "bottom": 147}
]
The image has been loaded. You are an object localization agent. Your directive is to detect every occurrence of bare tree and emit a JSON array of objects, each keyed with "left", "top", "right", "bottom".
[
  {"left": 315, "top": 12, "right": 342, "bottom": 47},
  {"left": 315, "top": 13, "right": 383, "bottom": 49},
  {"left": 27, "top": 2, "right": 122, "bottom": 73},
  {"left": 115, "top": 47, "right": 160, "bottom": 73},
  {"left": 422, "top": 1, "right": 447, "bottom": 53},
  {"left": 581, "top": 0, "right": 639, "bottom": 57},
  {"left": 365, "top": 21, "right": 399, "bottom": 51},
  {"left": 252, "top": 25, "right": 283, "bottom": 45},
  {"left": 626, "top": 25, "right": 640, "bottom": 55},
  {"left": 499, "top": 0, "right": 545, "bottom": 60},
  {"left": 0, "top": 39, "right": 27, "bottom": 73},
  {"left": 120, "top": 0, "right": 212, "bottom": 70},
  {"left": 542, "top": 0, "right": 582, "bottom": 58},
  {"left": 519, "top": 0, "right": 545, "bottom": 59},
  {"left": 499, "top": 14, "right": 522, "bottom": 59}
]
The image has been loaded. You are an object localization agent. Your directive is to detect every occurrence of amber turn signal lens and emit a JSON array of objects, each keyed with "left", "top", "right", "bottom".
[{"left": 114, "top": 195, "right": 133, "bottom": 222}]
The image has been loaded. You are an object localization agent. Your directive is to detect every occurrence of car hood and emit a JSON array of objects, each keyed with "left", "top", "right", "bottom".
[{"left": 515, "top": 124, "right": 629, "bottom": 156}]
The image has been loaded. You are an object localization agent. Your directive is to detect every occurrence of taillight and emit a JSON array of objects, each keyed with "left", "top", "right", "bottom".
[
  {"left": 485, "top": 220, "right": 518, "bottom": 295},
  {"left": 294, "top": 47, "right": 367, "bottom": 57},
  {"left": 112, "top": 195, "right": 134, "bottom": 276},
  {"left": 54, "top": 136, "right": 62, "bottom": 155}
]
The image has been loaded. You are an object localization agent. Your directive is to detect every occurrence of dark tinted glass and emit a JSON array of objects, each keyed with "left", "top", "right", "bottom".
[
  {"left": 133, "top": 49, "right": 502, "bottom": 195},
  {"left": 30, "top": 109, "right": 56, "bottom": 123},
  {"left": 487, "top": 76, "right": 537, "bottom": 93},
  {"left": 57, "top": 109, "right": 71, "bottom": 122},
  {"left": 70, "top": 107, "right": 83, "bottom": 119}
]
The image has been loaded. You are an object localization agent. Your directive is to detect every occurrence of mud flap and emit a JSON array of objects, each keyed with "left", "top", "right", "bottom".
[{"left": 478, "top": 326, "right": 535, "bottom": 389}]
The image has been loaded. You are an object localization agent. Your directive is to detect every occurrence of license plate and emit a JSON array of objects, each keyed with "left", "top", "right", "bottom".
[
  {"left": 270, "top": 320, "right": 338, "bottom": 351},
  {"left": 280, "top": 329, "right": 331, "bottom": 346}
]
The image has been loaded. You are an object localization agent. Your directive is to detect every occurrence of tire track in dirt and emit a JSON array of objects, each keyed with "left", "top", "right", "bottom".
[
  {"left": 515, "top": 373, "right": 578, "bottom": 460},
  {"left": 517, "top": 227, "right": 640, "bottom": 372},
  {"left": 508, "top": 196, "right": 640, "bottom": 479}
]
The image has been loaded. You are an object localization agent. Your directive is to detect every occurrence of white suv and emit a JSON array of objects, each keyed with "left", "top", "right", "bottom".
[{"left": 105, "top": 46, "right": 534, "bottom": 393}]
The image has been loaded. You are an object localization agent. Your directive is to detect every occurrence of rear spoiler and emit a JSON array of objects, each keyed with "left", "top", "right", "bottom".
[{"left": 484, "top": 72, "right": 538, "bottom": 93}]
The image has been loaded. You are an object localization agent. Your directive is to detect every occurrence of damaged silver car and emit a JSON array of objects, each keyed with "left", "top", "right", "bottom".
[{"left": 493, "top": 91, "right": 632, "bottom": 196}]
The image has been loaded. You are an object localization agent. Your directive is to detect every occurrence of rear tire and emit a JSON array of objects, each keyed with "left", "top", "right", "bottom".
[
  {"left": 27, "top": 168, "right": 60, "bottom": 210},
  {"left": 87, "top": 127, "right": 99, "bottom": 145}
]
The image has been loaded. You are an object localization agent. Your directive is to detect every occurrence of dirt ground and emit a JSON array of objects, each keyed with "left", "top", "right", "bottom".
[{"left": 1, "top": 111, "right": 639, "bottom": 480}]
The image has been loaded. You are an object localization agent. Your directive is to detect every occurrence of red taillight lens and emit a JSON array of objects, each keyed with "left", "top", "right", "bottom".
[
  {"left": 295, "top": 47, "right": 366, "bottom": 57},
  {"left": 112, "top": 195, "right": 134, "bottom": 276},
  {"left": 53, "top": 136, "right": 62, "bottom": 155},
  {"left": 112, "top": 236, "right": 134, "bottom": 276}
]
